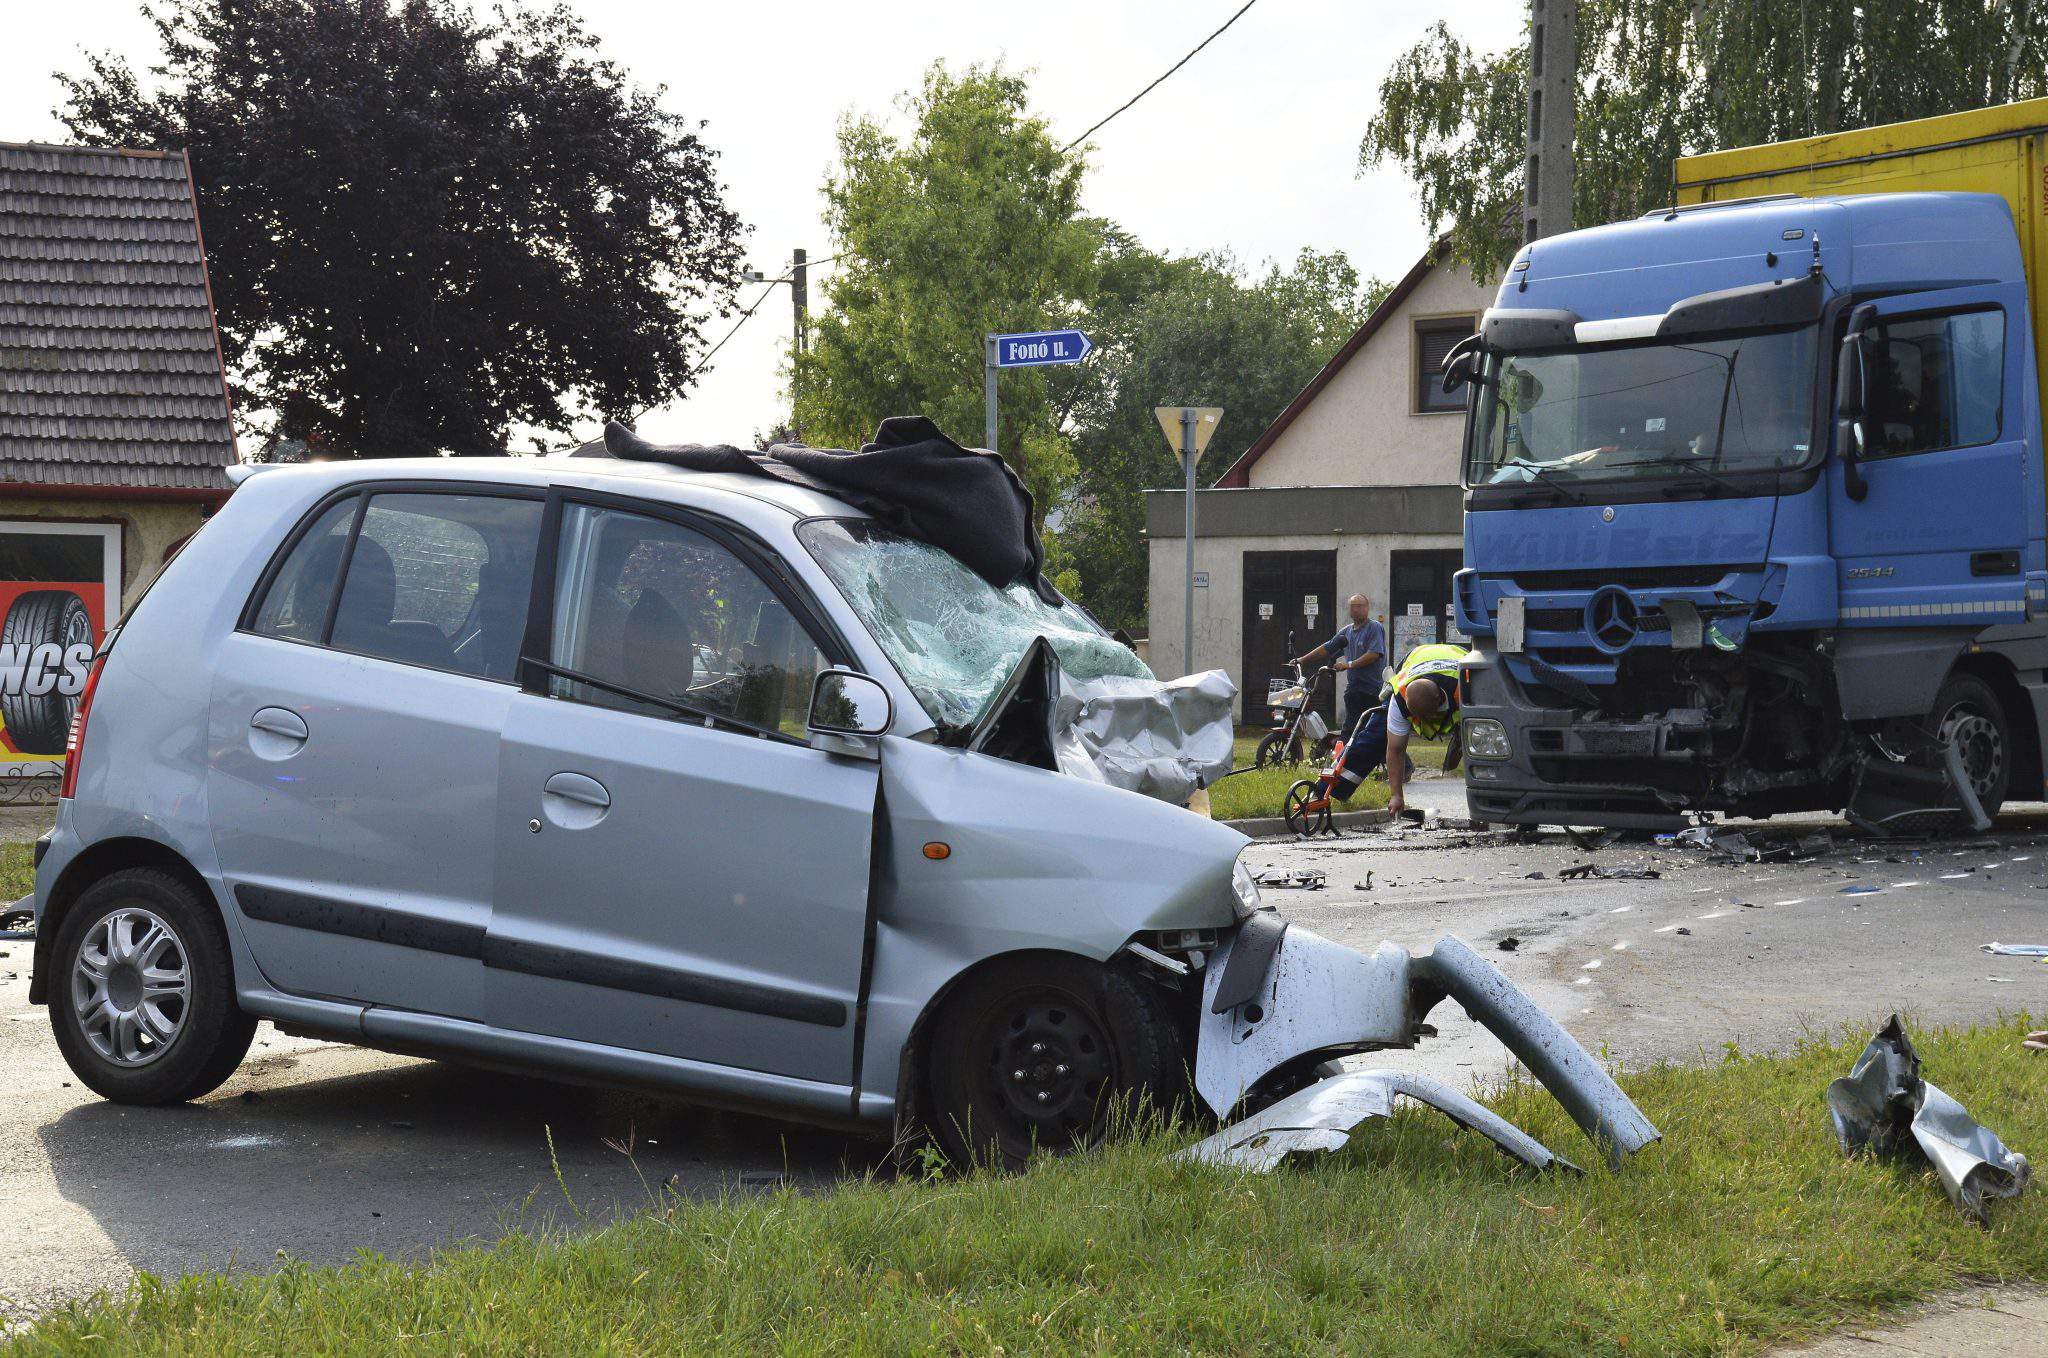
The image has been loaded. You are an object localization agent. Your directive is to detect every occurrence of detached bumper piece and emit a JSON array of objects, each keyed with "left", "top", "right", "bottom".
[
  {"left": 1180, "top": 1068, "right": 1580, "bottom": 1174},
  {"left": 1826, "top": 1015, "right": 2030, "bottom": 1222},
  {"left": 1189, "top": 925, "right": 1659, "bottom": 1173}
]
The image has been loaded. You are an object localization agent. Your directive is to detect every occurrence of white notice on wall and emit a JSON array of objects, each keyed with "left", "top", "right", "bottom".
[
  {"left": 1406, "top": 602, "right": 1423, "bottom": 615},
  {"left": 1258, "top": 602, "right": 1274, "bottom": 620},
  {"left": 1192, "top": 571, "right": 1209, "bottom": 588}
]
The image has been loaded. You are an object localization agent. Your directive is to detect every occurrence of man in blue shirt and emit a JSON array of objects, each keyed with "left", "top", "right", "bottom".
[{"left": 1293, "top": 594, "right": 1386, "bottom": 743}]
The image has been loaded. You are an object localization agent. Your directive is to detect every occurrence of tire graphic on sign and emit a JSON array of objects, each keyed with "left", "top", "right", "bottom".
[{"left": 1, "top": 590, "right": 93, "bottom": 755}]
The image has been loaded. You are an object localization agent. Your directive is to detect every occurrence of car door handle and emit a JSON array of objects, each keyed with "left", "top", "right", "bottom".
[
  {"left": 542, "top": 772, "right": 610, "bottom": 809},
  {"left": 249, "top": 707, "right": 308, "bottom": 741}
]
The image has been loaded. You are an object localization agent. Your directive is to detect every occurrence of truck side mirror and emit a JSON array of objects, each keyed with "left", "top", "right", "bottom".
[
  {"left": 1440, "top": 333, "right": 1487, "bottom": 394},
  {"left": 1836, "top": 303, "right": 1878, "bottom": 502}
]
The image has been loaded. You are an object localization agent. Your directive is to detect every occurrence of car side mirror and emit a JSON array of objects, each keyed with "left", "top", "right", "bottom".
[
  {"left": 1836, "top": 302, "right": 1878, "bottom": 502},
  {"left": 808, "top": 669, "right": 892, "bottom": 757}
]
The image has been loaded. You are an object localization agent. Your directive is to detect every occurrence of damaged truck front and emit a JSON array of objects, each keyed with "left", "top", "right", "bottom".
[{"left": 1454, "top": 99, "right": 2048, "bottom": 834}]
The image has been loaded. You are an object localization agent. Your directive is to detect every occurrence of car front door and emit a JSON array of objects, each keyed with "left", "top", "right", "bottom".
[
  {"left": 208, "top": 486, "right": 545, "bottom": 1020},
  {"left": 486, "top": 493, "right": 878, "bottom": 1087}
]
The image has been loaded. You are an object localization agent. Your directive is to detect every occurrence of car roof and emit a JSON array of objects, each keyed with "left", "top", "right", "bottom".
[{"left": 231, "top": 454, "right": 869, "bottom": 523}]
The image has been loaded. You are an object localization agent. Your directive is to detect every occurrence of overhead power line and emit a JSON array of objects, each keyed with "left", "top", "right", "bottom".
[
  {"left": 1061, "top": 0, "right": 1263, "bottom": 152},
  {"left": 562, "top": 3, "right": 1263, "bottom": 449}
]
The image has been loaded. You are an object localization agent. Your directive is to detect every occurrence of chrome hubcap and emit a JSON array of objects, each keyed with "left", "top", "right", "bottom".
[{"left": 71, "top": 907, "right": 189, "bottom": 1067}]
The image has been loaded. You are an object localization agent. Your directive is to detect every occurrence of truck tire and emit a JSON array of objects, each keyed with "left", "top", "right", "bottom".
[
  {"left": 924, "top": 955, "right": 1185, "bottom": 1171},
  {"left": 0, "top": 590, "right": 92, "bottom": 756},
  {"left": 48, "top": 868, "right": 256, "bottom": 1104},
  {"left": 1933, "top": 673, "right": 2011, "bottom": 818}
]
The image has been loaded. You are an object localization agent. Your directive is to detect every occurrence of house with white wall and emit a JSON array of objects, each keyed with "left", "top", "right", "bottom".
[{"left": 1144, "top": 248, "right": 1495, "bottom": 721}]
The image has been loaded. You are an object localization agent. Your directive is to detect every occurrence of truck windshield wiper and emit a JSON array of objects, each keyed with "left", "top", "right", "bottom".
[
  {"left": 1492, "top": 460, "right": 1587, "bottom": 503},
  {"left": 1600, "top": 459, "right": 1753, "bottom": 497}
]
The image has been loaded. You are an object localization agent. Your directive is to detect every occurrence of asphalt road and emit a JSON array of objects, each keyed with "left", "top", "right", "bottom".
[{"left": 5, "top": 779, "right": 2047, "bottom": 1324}]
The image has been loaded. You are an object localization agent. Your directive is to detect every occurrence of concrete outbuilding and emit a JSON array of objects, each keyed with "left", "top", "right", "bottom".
[{"left": 1145, "top": 249, "right": 1491, "bottom": 722}]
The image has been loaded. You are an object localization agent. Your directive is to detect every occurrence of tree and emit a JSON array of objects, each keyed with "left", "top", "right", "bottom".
[
  {"left": 58, "top": 0, "right": 745, "bottom": 455},
  {"left": 1365, "top": 1, "right": 2048, "bottom": 277},
  {"left": 1055, "top": 246, "right": 1386, "bottom": 632},
  {"left": 789, "top": 63, "right": 1098, "bottom": 517}
]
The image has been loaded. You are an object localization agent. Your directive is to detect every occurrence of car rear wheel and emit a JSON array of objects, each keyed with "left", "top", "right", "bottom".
[
  {"left": 49, "top": 868, "right": 255, "bottom": 1104},
  {"left": 924, "top": 955, "right": 1186, "bottom": 1171}
]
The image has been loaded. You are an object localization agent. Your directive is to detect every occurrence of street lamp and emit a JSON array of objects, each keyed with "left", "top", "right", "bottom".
[{"left": 1154, "top": 406, "right": 1223, "bottom": 678}]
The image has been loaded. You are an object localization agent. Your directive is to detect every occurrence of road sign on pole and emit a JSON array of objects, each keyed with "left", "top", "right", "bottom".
[
  {"left": 1154, "top": 407, "right": 1224, "bottom": 678},
  {"left": 992, "top": 330, "right": 1093, "bottom": 368},
  {"left": 983, "top": 329, "right": 1094, "bottom": 453}
]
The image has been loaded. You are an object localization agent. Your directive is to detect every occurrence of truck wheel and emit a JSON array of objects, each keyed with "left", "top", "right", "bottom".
[
  {"left": 48, "top": 868, "right": 255, "bottom": 1104},
  {"left": 1254, "top": 730, "right": 1299, "bottom": 768},
  {"left": 0, "top": 590, "right": 92, "bottom": 756},
  {"left": 1932, "top": 673, "right": 2011, "bottom": 818},
  {"left": 924, "top": 955, "right": 1184, "bottom": 1171}
]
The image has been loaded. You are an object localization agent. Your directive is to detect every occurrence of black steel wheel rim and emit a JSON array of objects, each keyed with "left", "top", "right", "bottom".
[{"left": 985, "top": 990, "right": 1113, "bottom": 1145}]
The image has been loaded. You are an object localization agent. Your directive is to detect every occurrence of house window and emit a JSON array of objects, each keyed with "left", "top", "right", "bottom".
[{"left": 1415, "top": 316, "right": 1477, "bottom": 413}]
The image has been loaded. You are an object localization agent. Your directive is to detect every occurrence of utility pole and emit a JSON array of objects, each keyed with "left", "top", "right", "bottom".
[
  {"left": 1525, "top": 0, "right": 1577, "bottom": 243},
  {"left": 790, "top": 248, "right": 808, "bottom": 437}
]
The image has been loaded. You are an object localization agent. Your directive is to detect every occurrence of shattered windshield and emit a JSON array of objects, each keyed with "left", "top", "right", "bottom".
[
  {"left": 796, "top": 518, "right": 1153, "bottom": 730},
  {"left": 1468, "top": 327, "right": 1818, "bottom": 487}
]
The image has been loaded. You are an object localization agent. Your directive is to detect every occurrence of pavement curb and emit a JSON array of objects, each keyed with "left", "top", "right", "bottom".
[{"left": 1222, "top": 807, "right": 1393, "bottom": 839}]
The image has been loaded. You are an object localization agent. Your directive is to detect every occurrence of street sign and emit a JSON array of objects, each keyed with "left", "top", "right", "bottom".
[
  {"left": 1153, "top": 406, "right": 1224, "bottom": 462},
  {"left": 1193, "top": 571, "right": 1209, "bottom": 588},
  {"left": 992, "top": 330, "right": 1093, "bottom": 368}
]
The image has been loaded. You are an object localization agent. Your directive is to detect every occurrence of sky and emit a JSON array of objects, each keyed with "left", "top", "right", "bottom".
[{"left": 6, "top": 0, "right": 1525, "bottom": 450}]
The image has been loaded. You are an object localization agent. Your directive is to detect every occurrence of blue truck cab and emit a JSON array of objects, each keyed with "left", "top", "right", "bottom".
[{"left": 1453, "top": 181, "right": 2048, "bottom": 831}]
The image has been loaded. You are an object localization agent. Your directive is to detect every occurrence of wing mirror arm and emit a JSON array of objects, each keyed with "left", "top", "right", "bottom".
[{"left": 1836, "top": 303, "right": 1877, "bottom": 503}]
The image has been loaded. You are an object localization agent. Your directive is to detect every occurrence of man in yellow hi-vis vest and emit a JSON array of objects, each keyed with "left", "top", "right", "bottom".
[{"left": 1326, "top": 641, "right": 1466, "bottom": 818}]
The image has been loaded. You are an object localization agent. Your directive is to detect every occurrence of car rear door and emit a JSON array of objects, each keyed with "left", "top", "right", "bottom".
[
  {"left": 485, "top": 491, "right": 879, "bottom": 1086},
  {"left": 208, "top": 485, "right": 544, "bottom": 1020}
]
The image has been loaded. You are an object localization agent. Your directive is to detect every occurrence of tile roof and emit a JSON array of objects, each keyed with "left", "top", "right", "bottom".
[{"left": 0, "top": 142, "right": 235, "bottom": 493}]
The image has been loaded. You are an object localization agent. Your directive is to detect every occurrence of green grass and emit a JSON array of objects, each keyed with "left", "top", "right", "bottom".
[
  {"left": 11, "top": 1020, "right": 2047, "bottom": 1356},
  {"left": 0, "top": 842, "right": 33, "bottom": 902},
  {"left": 1207, "top": 730, "right": 1452, "bottom": 822}
]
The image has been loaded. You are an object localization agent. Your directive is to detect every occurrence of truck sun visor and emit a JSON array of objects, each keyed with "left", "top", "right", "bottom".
[
  {"left": 596, "top": 415, "right": 1061, "bottom": 604},
  {"left": 1656, "top": 271, "right": 1824, "bottom": 339}
]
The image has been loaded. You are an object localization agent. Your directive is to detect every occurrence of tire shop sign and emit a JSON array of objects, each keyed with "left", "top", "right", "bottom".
[{"left": 0, "top": 522, "right": 118, "bottom": 771}]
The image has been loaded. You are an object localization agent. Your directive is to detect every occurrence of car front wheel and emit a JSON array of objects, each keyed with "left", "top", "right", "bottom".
[
  {"left": 924, "top": 955, "right": 1186, "bottom": 1171},
  {"left": 49, "top": 868, "right": 255, "bottom": 1104}
]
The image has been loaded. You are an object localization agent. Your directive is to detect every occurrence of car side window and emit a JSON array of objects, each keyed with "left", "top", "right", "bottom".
[
  {"left": 249, "top": 498, "right": 357, "bottom": 643},
  {"left": 546, "top": 503, "right": 827, "bottom": 739},
  {"left": 1866, "top": 308, "right": 2003, "bottom": 459},
  {"left": 251, "top": 491, "right": 542, "bottom": 681}
]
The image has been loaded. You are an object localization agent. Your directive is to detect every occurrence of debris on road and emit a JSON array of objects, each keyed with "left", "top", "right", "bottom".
[
  {"left": 1560, "top": 863, "right": 1661, "bottom": 881},
  {"left": 1826, "top": 1015, "right": 2030, "bottom": 1222},
  {"left": 1981, "top": 942, "right": 2048, "bottom": 957},
  {"left": 1496, "top": 936, "right": 1520, "bottom": 952},
  {"left": 1179, "top": 1069, "right": 1579, "bottom": 1174},
  {"left": 1252, "top": 868, "right": 1327, "bottom": 891},
  {"left": 0, "top": 895, "right": 31, "bottom": 940},
  {"left": 1194, "top": 933, "right": 1660, "bottom": 1172}
]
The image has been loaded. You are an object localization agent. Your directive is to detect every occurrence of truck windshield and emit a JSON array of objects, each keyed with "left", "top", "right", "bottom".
[
  {"left": 1467, "top": 327, "right": 1818, "bottom": 487},
  {"left": 796, "top": 518, "right": 1153, "bottom": 731}
]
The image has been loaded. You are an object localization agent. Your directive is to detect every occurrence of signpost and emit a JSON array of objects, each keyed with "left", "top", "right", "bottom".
[
  {"left": 1154, "top": 406, "right": 1224, "bottom": 677},
  {"left": 984, "top": 329, "right": 1095, "bottom": 451}
]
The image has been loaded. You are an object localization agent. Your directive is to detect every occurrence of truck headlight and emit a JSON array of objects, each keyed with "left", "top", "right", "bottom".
[
  {"left": 1230, "top": 854, "right": 1263, "bottom": 919},
  {"left": 1464, "top": 718, "right": 1512, "bottom": 760}
]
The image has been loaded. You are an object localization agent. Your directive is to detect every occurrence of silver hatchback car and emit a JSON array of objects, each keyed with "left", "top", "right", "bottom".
[{"left": 29, "top": 455, "right": 1651, "bottom": 1169}]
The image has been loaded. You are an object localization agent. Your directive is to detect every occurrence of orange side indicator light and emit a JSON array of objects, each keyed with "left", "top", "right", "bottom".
[{"left": 923, "top": 842, "right": 951, "bottom": 861}]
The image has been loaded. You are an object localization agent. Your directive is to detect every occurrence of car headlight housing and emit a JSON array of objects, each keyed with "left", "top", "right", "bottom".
[
  {"left": 1464, "top": 717, "right": 1512, "bottom": 761},
  {"left": 1230, "top": 853, "right": 1263, "bottom": 919}
]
